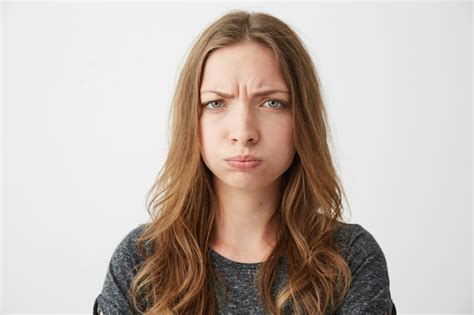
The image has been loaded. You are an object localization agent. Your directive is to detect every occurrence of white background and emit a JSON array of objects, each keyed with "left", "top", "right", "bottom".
[{"left": 1, "top": 1, "right": 472, "bottom": 314}]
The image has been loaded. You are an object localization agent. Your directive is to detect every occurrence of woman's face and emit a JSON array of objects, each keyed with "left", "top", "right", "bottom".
[{"left": 199, "top": 41, "right": 295, "bottom": 191}]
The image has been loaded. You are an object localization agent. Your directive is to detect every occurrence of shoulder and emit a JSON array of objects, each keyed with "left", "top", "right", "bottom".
[
  {"left": 94, "top": 223, "right": 150, "bottom": 315},
  {"left": 332, "top": 222, "right": 395, "bottom": 314},
  {"left": 332, "top": 222, "right": 383, "bottom": 259},
  {"left": 331, "top": 221, "right": 389, "bottom": 277},
  {"left": 110, "top": 223, "right": 149, "bottom": 265}
]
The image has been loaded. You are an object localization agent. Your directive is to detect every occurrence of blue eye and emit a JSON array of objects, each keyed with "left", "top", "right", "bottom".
[
  {"left": 263, "top": 99, "right": 284, "bottom": 109},
  {"left": 203, "top": 100, "right": 224, "bottom": 109}
]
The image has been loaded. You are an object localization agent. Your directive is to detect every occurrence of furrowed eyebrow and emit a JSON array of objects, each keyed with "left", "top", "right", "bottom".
[{"left": 200, "top": 89, "right": 290, "bottom": 98}]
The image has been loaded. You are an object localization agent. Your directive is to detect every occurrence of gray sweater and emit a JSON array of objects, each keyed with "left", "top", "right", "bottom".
[{"left": 93, "top": 222, "right": 396, "bottom": 314}]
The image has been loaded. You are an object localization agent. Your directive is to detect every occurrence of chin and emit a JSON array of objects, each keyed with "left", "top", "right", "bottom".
[{"left": 223, "top": 175, "right": 277, "bottom": 191}]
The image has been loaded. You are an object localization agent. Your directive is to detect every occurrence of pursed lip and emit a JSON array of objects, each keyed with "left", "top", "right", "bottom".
[{"left": 224, "top": 154, "right": 262, "bottom": 162}]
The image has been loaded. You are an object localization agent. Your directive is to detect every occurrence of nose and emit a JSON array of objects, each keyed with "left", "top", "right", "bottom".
[{"left": 229, "top": 102, "right": 259, "bottom": 146}]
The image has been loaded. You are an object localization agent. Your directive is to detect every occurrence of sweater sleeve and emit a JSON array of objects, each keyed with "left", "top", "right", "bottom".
[
  {"left": 93, "top": 224, "right": 147, "bottom": 315},
  {"left": 334, "top": 224, "right": 395, "bottom": 315}
]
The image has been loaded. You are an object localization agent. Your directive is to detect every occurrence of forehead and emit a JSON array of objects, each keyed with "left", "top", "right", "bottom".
[{"left": 200, "top": 41, "right": 288, "bottom": 91}]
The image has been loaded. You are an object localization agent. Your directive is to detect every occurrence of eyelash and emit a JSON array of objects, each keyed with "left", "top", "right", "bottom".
[{"left": 201, "top": 99, "right": 287, "bottom": 110}]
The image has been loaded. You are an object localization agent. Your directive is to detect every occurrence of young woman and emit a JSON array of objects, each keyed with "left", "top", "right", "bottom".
[{"left": 94, "top": 10, "right": 396, "bottom": 315}]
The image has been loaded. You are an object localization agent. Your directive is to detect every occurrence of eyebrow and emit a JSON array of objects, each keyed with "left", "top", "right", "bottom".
[{"left": 200, "top": 89, "right": 290, "bottom": 98}]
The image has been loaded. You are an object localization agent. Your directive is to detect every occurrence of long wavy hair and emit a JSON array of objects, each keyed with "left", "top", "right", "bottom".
[{"left": 129, "top": 9, "right": 352, "bottom": 314}]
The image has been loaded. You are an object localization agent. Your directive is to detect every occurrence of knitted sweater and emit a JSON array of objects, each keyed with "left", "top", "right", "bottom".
[{"left": 93, "top": 222, "right": 396, "bottom": 314}]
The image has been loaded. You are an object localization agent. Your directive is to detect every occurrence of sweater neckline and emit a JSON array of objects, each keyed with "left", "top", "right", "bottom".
[{"left": 209, "top": 248, "right": 264, "bottom": 268}]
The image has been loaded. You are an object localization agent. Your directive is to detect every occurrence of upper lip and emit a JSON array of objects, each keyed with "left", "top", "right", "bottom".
[{"left": 224, "top": 154, "right": 262, "bottom": 161}]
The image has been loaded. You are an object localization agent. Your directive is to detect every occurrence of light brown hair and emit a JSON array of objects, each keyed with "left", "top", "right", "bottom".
[{"left": 130, "top": 9, "right": 352, "bottom": 314}]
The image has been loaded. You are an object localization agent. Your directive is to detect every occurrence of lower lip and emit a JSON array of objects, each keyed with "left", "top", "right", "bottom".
[{"left": 225, "top": 160, "right": 262, "bottom": 170}]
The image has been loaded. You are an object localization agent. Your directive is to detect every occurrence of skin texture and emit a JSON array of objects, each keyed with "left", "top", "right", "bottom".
[{"left": 199, "top": 41, "right": 296, "bottom": 263}]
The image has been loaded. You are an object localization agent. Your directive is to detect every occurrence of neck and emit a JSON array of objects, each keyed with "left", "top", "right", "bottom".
[{"left": 210, "top": 177, "right": 282, "bottom": 256}]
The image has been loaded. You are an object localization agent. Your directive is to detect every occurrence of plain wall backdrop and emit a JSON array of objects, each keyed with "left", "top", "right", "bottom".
[{"left": 2, "top": 1, "right": 472, "bottom": 314}]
